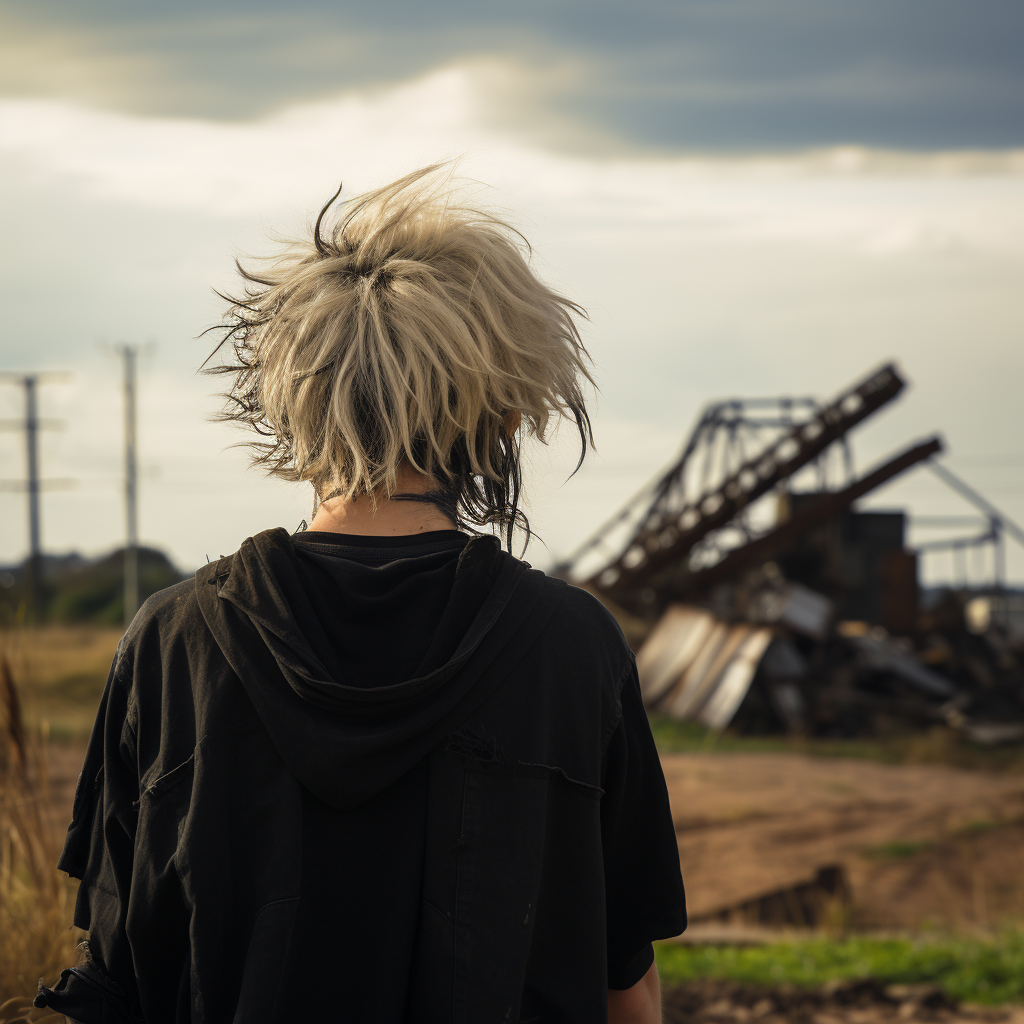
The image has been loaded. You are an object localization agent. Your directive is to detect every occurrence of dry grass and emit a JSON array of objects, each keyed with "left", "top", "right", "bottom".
[
  {"left": 0, "top": 640, "right": 83, "bottom": 1005},
  {"left": 0, "top": 626, "right": 120, "bottom": 739}
]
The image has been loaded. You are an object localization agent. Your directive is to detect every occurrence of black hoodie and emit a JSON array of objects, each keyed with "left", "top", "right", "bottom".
[{"left": 39, "top": 529, "right": 686, "bottom": 1023}]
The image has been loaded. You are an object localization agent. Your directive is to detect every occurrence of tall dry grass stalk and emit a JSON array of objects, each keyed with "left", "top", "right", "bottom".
[{"left": 0, "top": 643, "right": 81, "bottom": 1008}]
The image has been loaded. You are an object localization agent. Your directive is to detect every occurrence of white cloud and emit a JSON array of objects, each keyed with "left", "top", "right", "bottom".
[
  {"left": 1, "top": 65, "right": 1022, "bottom": 582},
  {"left": 2, "top": 65, "right": 1023, "bottom": 254}
]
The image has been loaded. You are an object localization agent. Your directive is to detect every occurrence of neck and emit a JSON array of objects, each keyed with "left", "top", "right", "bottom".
[{"left": 307, "top": 466, "right": 456, "bottom": 537}]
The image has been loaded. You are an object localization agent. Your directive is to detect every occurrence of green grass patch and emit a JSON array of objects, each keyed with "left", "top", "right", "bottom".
[
  {"left": 655, "top": 932, "right": 1024, "bottom": 1004},
  {"left": 955, "top": 819, "right": 1002, "bottom": 836},
  {"left": 648, "top": 716, "right": 816, "bottom": 756},
  {"left": 648, "top": 715, "right": 1024, "bottom": 771}
]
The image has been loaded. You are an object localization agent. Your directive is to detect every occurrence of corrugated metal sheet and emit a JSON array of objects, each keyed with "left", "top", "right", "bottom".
[{"left": 637, "top": 604, "right": 773, "bottom": 730}]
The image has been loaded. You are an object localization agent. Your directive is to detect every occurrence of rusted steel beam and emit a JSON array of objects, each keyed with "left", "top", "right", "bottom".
[
  {"left": 665, "top": 436, "right": 943, "bottom": 600},
  {"left": 589, "top": 363, "right": 905, "bottom": 597}
]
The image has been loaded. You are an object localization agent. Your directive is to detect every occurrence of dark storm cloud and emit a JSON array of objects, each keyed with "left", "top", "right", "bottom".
[{"left": 1, "top": 0, "right": 1021, "bottom": 150}]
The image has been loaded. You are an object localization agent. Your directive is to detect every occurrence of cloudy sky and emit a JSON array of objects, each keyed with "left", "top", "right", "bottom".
[{"left": 1, "top": 0, "right": 1022, "bottom": 585}]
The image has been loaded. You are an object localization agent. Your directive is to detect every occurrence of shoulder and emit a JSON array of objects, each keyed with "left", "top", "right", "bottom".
[
  {"left": 115, "top": 576, "right": 211, "bottom": 685},
  {"left": 554, "top": 579, "right": 631, "bottom": 649},
  {"left": 123, "top": 577, "right": 201, "bottom": 645},
  {"left": 115, "top": 577, "right": 216, "bottom": 762},
  {"left": 530, "top": 572, "right": 635, "bottom": 684}
]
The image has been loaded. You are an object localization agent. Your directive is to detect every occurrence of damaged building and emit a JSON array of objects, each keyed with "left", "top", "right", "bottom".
[{"left": 556, "top": 364, "right": 1024, "bottom": 743}]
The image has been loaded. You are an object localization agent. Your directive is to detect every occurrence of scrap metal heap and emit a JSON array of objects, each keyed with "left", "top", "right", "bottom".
[{"left": 557, "top": 363, "right": 1024, "bottom": 743}]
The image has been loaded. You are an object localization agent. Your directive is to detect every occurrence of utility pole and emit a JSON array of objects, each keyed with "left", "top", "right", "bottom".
[
  {"left": 25, "top": 377, "right": 40, "bottom": 573},
  {"left": 115, "top": 345, "right": 140, "bottom": 623},
  {"left": 0, "top": 373, "right": 72, "bottom": 621}
]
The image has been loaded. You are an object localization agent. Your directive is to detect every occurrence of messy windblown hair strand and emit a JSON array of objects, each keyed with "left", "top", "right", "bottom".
[{"left": 204, "top": 164, "right": 594, "bottom": 550}]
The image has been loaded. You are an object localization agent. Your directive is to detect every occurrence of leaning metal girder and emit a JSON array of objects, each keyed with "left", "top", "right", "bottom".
[
  {"left": 552, "top": 397, "right": 820, "bottom": 581},
  {"left": 587, "top": 363, "right": 905, "bottom": 599}
]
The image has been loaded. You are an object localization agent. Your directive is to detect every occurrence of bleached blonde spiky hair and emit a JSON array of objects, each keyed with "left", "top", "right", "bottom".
[{"left": 207, "top": 164, "right": 594, "bottom": 548}]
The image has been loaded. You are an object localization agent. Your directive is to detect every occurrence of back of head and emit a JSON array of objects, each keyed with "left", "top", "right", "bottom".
[{"left": 208, "top": 164, "right": 594, "bottom": 548}]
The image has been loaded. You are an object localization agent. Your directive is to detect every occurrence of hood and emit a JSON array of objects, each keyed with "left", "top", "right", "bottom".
[{"left": 195, "top": 528, "right": 563, "bottom": 809}]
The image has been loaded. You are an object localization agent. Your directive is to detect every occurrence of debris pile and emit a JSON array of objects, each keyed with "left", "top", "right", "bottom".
[{"left": 558, "top": 364, "right": 1024, "bottom": 742}]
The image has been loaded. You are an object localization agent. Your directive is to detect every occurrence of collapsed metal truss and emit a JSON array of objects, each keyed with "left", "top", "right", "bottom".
[{"left": 557, "top": 363, "right": 910, "bottom": 607}]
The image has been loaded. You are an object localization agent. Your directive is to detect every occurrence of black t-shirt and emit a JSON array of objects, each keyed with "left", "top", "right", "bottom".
[
  {"left": 286, "top": 530, "right": 673, "bottom": 997},
  {"left": 47, "top": 527, "right": 684, "bottom": 1023}
]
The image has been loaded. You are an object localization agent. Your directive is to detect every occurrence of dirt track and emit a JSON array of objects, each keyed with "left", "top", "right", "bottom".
[{"left": 663, "top": 752, "right": 1024, "bottom": 930}]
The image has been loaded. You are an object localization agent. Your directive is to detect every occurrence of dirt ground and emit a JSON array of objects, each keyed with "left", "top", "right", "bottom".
[{"left": 662, "top": 752, "right": 1024, "bottom": 931}]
